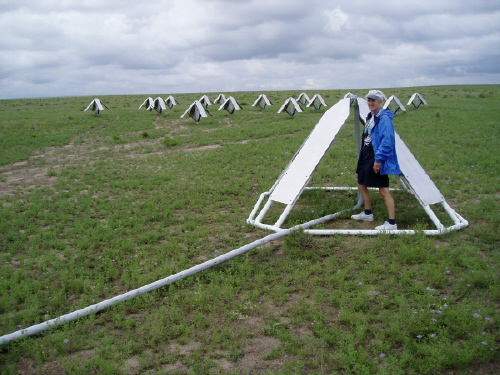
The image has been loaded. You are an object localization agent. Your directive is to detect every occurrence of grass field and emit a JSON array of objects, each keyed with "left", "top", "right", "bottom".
[{"left": 0, "top": 85, "right": 499, "bottom": 374}]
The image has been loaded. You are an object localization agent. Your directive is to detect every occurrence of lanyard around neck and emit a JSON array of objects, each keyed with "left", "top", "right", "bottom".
[{"left": 364, "top": 116, "right": 375, "bottom": 134}]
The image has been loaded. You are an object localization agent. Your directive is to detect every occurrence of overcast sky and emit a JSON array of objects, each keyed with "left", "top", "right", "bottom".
[{"left": 1, "top": 0, "right": 499, "bottom": 99}]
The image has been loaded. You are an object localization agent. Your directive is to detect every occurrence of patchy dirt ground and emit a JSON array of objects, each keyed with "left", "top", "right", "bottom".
[
  {"left": 0, "top": 137, "right": 223, "bottom": 198},
  {"left": 0, "top": 160, "right": 56, "bottom": 197},
  {"left": 0, "top": 129, "right": 264, "bottom": 198},
  {"left": 0, "top": 139, "right": 96, "bottom": 197},
  {"left": 14, "top": 335, "right": 284, "bottom": 375}
]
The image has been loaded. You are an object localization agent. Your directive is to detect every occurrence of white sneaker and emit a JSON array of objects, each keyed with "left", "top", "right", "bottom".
[
  {"left": 351, "top": 212, "right": 374, "bottom": 221},
  {"left": 375, "top": 221, "right": 397, "bottom": 230}
]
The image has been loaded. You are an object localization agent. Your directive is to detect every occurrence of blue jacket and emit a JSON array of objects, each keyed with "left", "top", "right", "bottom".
[{"left": 367, "top": 108, "right": 402, "bottom": 175}]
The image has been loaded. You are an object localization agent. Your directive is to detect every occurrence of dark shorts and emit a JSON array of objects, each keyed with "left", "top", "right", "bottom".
[{"left": 356, "top": 146, "right": 389, "bottom": 188}]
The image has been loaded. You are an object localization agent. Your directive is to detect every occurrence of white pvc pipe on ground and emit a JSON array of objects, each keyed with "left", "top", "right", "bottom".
[
  {"left": 0, "top": 224, "right": 310, "bottom": 346},
  {"left": 1, "top": 200, "right": 468, "bottom": 345}
]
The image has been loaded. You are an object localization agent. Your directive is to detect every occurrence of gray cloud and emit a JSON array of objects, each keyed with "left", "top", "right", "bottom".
[{"left": 0, "top": 0, "right": 499, "bottom": 99}]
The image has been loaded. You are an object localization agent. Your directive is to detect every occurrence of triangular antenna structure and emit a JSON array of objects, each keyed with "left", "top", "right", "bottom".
[
  {"left": 219, "top": 96, "right": 243, "bottom": 114},
  {"left": 296, "top": 92, "right": 310, "bottom": 106},
  {"left": 213, "top": 94, "right": 227, "bottom": 105},
  {"left": 344, "top": 92, "right": 359, "bottom": 106},
  {"left": 181, "top": 100, "right": 213, "bottom": 122},
  {"left": 199, "top": 95, "right": 213, "bottom": 108},
  {"left": 247, "top": 96, "right": 468, "bottom": 235},
  {"left": 407, "top": 93, "right": 428, "bottom": 109},
  {"left": 84, "top": 99, "right": 108, "bottom": 115},
  {"left": 139, "top": 97, "right": 154, "bottom": 110},
  {"left": 151, "top": 97, "right": 167, "bottom": 113},
  {"left": 278, "top": 97, "right": 303, "bottom": 116},
  {"left": 252, "top": 94, "right": 273, "bottom": 109},
  {"left": 384, "top": 95, "right": 406, "bottom": 114},
  {"left": 307, "top": 94, "right": 328, "bottom": 110},
  {"left": 165, "top": 95, "right": 179, "bottom": 109}
]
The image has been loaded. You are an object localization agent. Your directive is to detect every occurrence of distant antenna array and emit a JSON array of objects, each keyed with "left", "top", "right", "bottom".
[{"left": 84, "top": 91, "right": 428, "bottom": 123}]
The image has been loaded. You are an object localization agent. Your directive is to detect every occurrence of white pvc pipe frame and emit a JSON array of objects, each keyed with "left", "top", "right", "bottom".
[
  {"left": 246, "top": 99, "right": 468, "bottom": 235},
  {"left": 0, "top": 222, "right": 315, "bottom": 346},
  {"left": 246, "top": 186, "right": 469, "bottom": 236}
]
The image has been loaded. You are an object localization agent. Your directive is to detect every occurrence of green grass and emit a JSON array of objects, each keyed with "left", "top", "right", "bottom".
[{"left": 0, "top": 86, "right": 499, "bottom": 374}]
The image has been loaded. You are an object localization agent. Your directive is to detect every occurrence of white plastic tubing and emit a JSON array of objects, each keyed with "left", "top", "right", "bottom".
[{"left": 0, "top": 223, "right": 312, "bottom": 345}]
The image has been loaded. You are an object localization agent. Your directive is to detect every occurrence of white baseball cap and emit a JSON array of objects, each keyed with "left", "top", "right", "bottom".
[{"left": 365, "top": 90, "right": 385, "bottom": 100}]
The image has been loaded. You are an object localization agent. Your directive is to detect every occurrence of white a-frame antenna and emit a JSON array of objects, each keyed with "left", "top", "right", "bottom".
[{"left": 247, "top": 97, "right": 468, "bottom": 235}]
